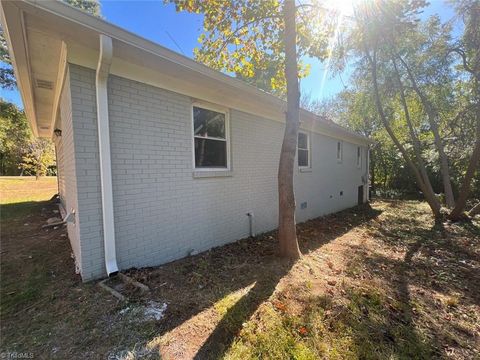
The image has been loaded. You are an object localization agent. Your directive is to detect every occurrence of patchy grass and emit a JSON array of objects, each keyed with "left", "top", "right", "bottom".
[
  {"left": 1, "top": 196, "right": 479, "bottom": 359},
  {"left": 0, "top": 176, "right": 57, "bottom": 204},
  {"left": 0, "top": 176, "right": 58, "bottom": 220}
]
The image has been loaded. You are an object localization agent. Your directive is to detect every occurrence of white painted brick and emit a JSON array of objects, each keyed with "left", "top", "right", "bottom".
[{"left": 60, "top": 64, "right": 368, "bottom": 281}]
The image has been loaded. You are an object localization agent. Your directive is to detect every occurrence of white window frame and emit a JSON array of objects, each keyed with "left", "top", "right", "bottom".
[
  {"left": 357, "top": 146, "right": 362, "bottom": 168},
  {"left": 336, "top": 141, "right": 343, "bottom": 163},
  {"left": 191, "top": 102, "right": 231, "bottom": 171},
  {"left": 298, "top": 131, "right": 311, "bottom": 169}
]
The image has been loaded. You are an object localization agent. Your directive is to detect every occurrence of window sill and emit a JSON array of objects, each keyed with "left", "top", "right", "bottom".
[
  {"left": 299, "top": 167, "right": 312, "bottom": 173},
  {"left": 193, "top": 170, "right": 234, "bottom": 178}
]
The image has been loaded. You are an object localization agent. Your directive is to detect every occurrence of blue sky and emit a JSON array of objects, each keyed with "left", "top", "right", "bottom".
[{"left": 1, "top": 0, "right": 455, "bottom": 109}]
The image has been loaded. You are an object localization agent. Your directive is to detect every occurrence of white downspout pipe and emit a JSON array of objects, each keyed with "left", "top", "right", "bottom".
[{"left": 96, "top": 34, "right": 118, "bottom": 276}]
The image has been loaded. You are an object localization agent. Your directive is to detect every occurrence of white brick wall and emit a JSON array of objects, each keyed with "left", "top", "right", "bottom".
[
  {"left": 65, "top": 64, "right": 368, "bottom": 281},
  {"left": 58, "top": 67, "right": 82, "bottom": 273}
]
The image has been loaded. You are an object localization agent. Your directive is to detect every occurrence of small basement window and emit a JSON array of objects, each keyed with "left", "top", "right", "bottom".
[
  {"left": 193, "top": 105, "right": 229, "bottom": 169},
  {"left": 357, "top": 146, "right": 362, "bottom": 168},
  {"left": 337, "top": 141, "right": 343, "bottom": 162},
  {"left": 298, "top": 132, "right": 310, "bottom": 168}
]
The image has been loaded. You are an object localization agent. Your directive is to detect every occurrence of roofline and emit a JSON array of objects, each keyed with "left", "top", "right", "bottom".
[
  {"left": 0, "top": 1, "right": 37, "bottom": 136},
  {"left": 5, "top": 0, "right": 372, "bottom": 144}
]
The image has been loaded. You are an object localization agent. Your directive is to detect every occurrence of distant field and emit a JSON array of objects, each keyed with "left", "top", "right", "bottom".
[{"left": 0, "top": 176, "right": 58, "bottom": 205}]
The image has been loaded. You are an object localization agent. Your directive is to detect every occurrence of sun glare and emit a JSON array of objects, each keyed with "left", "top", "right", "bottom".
[{"left": 324, "top": 0, "right": 357, "bottom": 16}]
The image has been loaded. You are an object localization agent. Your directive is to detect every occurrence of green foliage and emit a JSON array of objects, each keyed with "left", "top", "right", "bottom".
[
  {"left": 0, "top": 99, "right": 55, "bottom": 177},
  {"left": 167, "top": 0, "right": 336, "bottom": 95},
  {"left": 327, "top": 0, "right": 479, "bottom": 202},
  {"left": 63, "top": 0, "right": 102, "bottom": 17},
  {"left": 0, "top": 100, "right": 31, "bottom": 175},
  {"left": 0, "top": 24, "right": 15, "bottom": 90},
  {"left": 20, "top": 138, "right": 55, "bottom": 178}
]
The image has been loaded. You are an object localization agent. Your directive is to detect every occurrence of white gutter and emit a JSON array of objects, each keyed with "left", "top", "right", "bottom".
[{"left": 96, "top": 34, "right": 118, "bottom": 277}]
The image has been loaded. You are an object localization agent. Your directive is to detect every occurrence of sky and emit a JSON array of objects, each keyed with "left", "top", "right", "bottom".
[{"left": 1, "top": 0, "right": 456, "bottom": 109}]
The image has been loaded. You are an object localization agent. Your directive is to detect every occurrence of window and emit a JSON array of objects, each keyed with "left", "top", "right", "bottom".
[
  {"left": 357, "top": 146, "right": 362, "bottom": 168},
  {"left": 298, "top": 132, "right": 310, "bottom": 168},
  {"left": 193, "top": 105, "right": 229, "bottom": 169},
  {"left": 336, "top": 141, "right": 343, "bottom": 162}
]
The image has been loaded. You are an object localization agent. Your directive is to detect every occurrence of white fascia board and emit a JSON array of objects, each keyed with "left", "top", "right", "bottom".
[
  {"left": 0, "top": 1, "right": 38, "bottom": 136},
  {"left": 67, "top": 42, "right": 371, "bottom": 147}
]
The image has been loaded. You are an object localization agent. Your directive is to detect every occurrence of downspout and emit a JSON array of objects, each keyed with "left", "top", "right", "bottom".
[{"left": 96, "top": 34, "right": 119, "bottom": 277}]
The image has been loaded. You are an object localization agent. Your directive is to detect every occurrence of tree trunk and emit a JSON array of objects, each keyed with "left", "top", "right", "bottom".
[
  {"left": 396, "top": 54, "right": 455, "bottom": 208},
  {"left": 367, "top": 48, "right": 442, "bottom": 218},
  {"left": 448, "top": 119, "right": 480, "bottom": 220},
  {"left": 449, "top": 4, "right": 480, "bottom": 219},
  {"left": 370, "top": 149, "right": 376, "bottom": 194},
  {"left": 391, "top": 57, "right": 439, "bottom": 203},
  {"left": 278, "top": 0, "right": 301, "bottom": 259}
]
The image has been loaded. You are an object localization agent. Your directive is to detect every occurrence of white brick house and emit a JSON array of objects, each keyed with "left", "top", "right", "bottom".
[{"left": 1, "top": 0, "right": 371, "bottom": 281}]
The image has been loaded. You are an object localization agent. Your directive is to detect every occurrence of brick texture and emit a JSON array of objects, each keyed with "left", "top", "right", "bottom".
[{"left": 63, "top": 64, "right": 368, "bottom": 281}]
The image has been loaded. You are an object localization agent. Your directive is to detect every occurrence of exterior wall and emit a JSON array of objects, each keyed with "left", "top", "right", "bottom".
[
  {"left": 68, "top": 65, "right": 106, "bottom": 280},
  {"left": 57, "top": 67, "right": 82, "bottom": 273},
  {"left": 66, "top": 64, "right": 368, "bottom": 281}
]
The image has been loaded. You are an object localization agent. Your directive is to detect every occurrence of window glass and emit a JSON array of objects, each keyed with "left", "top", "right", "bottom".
[
  {"left": 194, "top": 138, "right": 227, "bottom": 168},
  {"left": 193, "top": 105, "right": 228, "bottom": 169},
  {"left": 193, "top": 106, "right": 225, "bottom": 139},
  {"left": 298, "top": 149, "right": 309, "bottom": 167},
  {"left": 298, "top": 132, "right": 308, "bottom": 149},
  {"left": 298, "top": 132, "right": 309, "bottom": 167}
]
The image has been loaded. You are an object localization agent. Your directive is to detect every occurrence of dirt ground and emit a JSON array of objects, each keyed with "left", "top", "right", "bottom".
[{"left": 1, "top": 182, "right": 479, "bottom": 359}]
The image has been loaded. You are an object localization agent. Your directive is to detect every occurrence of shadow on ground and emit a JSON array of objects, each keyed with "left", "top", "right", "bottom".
[{"left": 124, "top": 204, "right": 382, "bottom": 359}]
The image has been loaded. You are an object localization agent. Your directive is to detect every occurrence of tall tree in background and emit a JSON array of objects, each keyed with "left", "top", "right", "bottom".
[
  {"left": 448, "top": 0, "right": 480, "bottom": 220},
  {"left": 333, "top": 0, "right": 479, "bottom": 220},
  {"left": 168, "top": 0, "right": 337, "bottom": 257},
  {"left": 0, "top": 100, "right": 30, "bottom": 175}
]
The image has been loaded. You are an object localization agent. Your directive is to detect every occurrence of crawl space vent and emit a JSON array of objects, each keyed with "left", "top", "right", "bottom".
[{"left": 35, "top": 79, "right": 54, "bottom": 90}]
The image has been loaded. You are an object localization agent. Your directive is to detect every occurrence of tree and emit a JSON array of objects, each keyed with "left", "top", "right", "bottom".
[
  {"left": 278, "top": 0, "right": 301, "bottom": 258},
  {"left": 63, "top": 0, "right": 101, "bottom": 17},
  {"left": 332, "top": 0, "right": 479, "bottom": 221},
  {"left": 0, "top": 99, "right": 30, "bottom": 175},
  {"left": 346, "top": 0, "right": 444, "bottom": 218},
  {"left": 0, "top": 24, "right": 16, "bottom": 90},
  {"left": 20, "top": 138, "right": 55, "bottom": 179},
  {"left": 447, "top": 0, "right": 480, "bottom": 220},
  {"left": 168, "top": 0, "right": 337, "bottom": 257}
]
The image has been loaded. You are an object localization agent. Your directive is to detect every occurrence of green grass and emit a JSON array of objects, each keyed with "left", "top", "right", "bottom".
[
  {"left": 0, "top": 176, "right": 57, "bottom": 220},
  {"left": 225, "top": 286, "right": 433, "bottom": 360},
  {"left": 0, "top": 176, "right": 57, "bottom": 205}
]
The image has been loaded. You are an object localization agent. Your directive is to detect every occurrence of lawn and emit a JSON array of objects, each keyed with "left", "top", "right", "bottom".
[
  {"left": 0, "top": 177, "right": 58, "bottom": 220},
  {"left": 0, "top": 183, "right": 478, "bottom": 359},
  {"left": 0, "top": 176, "right": 58, "bottom": 204}
]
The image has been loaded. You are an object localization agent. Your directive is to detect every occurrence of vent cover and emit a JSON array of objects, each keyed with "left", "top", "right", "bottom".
[{"left": 35, "top": 79, "right": 54, "bottom": 90}]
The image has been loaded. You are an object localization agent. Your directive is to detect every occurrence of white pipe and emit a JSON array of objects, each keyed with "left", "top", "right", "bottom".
[
  {"left": 96, "top": 34, "right": 118, "bottom": 276},
  {"left": 246, "top": 212, "right": 255, "bottom": 237}
]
